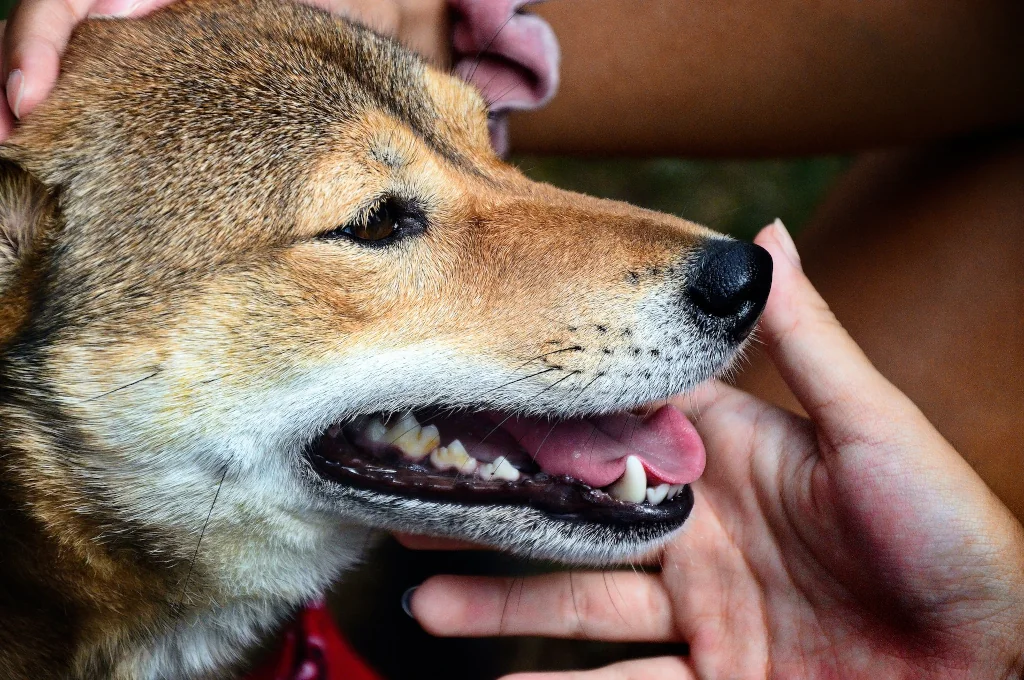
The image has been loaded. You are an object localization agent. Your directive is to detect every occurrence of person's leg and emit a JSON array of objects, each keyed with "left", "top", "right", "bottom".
[{"left": 736, "top": 132, "right": 1024, "bottom": 518}]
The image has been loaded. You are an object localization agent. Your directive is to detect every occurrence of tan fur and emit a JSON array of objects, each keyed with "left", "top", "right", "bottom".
[{"left": 0, "top": 1, "right": 740, "bottom": 678}]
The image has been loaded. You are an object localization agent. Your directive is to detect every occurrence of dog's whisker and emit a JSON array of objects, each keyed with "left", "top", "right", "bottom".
[
  {"left": 172, "top": 462, "right": 229, "bottom": 632},
  {"left": 602, "top": 571, "right": 628, "bottom": 626},
  {"left": 499, "top": 574, "right": 520, "bottom": 637},
  {"left": 510, "top": 344, "right": 583, "bottom": 372},
  {"left": 480, "top": 370, "right": 581, "bottom": 471},
  {"left": 82, "top": 370, "right": 161, "bottom": 402},
  {"left": 465, "top": 10, "right": 519, "bottom": 86},
  {"left": 376, "top": 364, "right": 565, "bottom": 444}
]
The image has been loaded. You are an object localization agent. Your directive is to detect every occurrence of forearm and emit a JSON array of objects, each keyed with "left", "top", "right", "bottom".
[{"left": 509, "top": 0, "right": 1024, "bottom": 156}]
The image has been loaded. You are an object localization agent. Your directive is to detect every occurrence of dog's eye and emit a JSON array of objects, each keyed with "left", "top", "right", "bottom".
[
  {"left": 346, "top": 203, "right": 396, "bottom": 241},
  {"left": 321, "top": 198, "right": 424, "bottom": 246}
]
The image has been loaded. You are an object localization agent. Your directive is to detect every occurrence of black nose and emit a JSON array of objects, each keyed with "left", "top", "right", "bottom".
[{"left": 687, "top": 239, "right": 773, "bottom": 340}]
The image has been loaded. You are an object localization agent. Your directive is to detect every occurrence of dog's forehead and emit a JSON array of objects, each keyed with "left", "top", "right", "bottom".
[{"left": 6, "top": 0, "right": 488, "bottom": 229}]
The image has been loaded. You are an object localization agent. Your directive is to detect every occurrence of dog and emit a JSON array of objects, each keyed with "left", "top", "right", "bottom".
[{"left": 0, "top": 1, "right": 772, "bottom": 677}]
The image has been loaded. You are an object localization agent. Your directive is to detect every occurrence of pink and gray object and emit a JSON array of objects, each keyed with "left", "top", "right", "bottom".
[{"left": 449, "top": 0, "right": 560, "bottom": 155}]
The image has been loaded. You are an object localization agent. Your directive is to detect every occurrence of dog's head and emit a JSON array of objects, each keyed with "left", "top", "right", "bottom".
[{"left": 0, "top": 0, "right": 770, "bottom": 602}]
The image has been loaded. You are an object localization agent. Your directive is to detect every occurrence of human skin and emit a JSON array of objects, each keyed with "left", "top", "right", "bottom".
[
  {"left": 739, "top": 136, "right": 1024, "bottom": 520},
  {"left": 511, "top": 0, "right": 1024, "bottom": 156},
  {"left": 6, "top": 0, "right": 1024, "bottom": 153},
  {"left": 403, "top": 221, "right": 1024, "bottom": 680}
]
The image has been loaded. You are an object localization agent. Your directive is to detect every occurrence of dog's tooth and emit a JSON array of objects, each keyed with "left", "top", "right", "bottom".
[
  {"left": 419, "top": 425, "right": 441, "bottom": 450},
  {"left": 363, "top": 417, "right": 389, "bottom": 444},
  {"left": 646, "top": 483, "right": 670, "bottom": 506},
  {"left": 608, "top": 456, "right": 646, "bottom": 503},
  {"left": 668, "top": 484, "right": 684, "bottom": 499},
  {"left": 384, "top": 412, "right": 420, "bottom": 442},
  {"left": 383, "top": 413, "right": 423, "bottom": 457},
  {"left": 477, "top": 457, "right": 520, "bottom": 482},
  {"left": 429, "top": 439, "right": 478, "bottom": 474},
  {"left": 392, "top": 423, "right": 440, "bottom": 461}
]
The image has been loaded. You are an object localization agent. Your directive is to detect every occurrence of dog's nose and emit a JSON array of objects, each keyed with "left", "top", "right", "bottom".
[{"left": 687, "top": 239, "right": 773, "bottom": 340}]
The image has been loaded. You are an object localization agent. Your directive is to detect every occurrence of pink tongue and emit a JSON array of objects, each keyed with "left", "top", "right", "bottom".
[{"left": 497, "top": 405, "right": 705, "bottom": 488}]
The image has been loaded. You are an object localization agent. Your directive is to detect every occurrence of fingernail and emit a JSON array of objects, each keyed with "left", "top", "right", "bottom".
[
  {"left": 117, "top": 1, "right": 144, "bottom": 17},
  {"left": 771, "top": 218, "right": 801, "bottom": 270},
  {"left": 401, "top": 586, "right": 418, "bottom": 617},
  {"left": 90, "top": 0, "right": 142, "bottom": 18},
  {"left": 7, "top": 70, "right": 24, "bottom": 120}
]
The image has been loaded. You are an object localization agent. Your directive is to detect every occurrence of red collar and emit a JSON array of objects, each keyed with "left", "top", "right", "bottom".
[{"left": 244, "top": 600, "right": 381, "bottom": 680}]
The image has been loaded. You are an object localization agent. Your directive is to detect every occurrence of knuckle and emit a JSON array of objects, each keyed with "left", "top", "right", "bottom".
[{"left": 566, "top": 579, "right": 618, "bottom": 631}]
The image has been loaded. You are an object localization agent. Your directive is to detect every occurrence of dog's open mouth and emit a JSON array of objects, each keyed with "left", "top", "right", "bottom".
[{"left": 308, "top": 405, "right": 705, "bottom": 523}]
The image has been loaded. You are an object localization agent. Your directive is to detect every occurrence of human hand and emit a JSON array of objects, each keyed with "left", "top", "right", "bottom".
[{"left": 403, "top": 220, "right": 1024, "bottom": 679}]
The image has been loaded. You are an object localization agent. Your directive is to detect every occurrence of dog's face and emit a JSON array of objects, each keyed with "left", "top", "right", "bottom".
[{"left": 0, "top": 0, "right": 770, "bottom": 606}]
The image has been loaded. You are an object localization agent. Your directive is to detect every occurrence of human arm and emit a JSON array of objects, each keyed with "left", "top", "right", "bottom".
[{"left": 511, "top": 0, "right": 1024, "bottom": 155}]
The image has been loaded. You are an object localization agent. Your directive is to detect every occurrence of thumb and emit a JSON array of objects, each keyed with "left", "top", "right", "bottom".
[
  {"left": 754, "top": 220, "right": 911, "bottom": 438},
  {"left": 88, "top": 0, "right": 178, "bottom": 17}
]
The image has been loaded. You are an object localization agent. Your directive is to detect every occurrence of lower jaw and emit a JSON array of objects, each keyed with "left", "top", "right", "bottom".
[{"left": 308, "top": 445, "right": 695, "bottom": 526}]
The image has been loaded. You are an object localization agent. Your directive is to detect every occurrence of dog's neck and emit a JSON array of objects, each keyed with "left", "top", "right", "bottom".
[{"left": 0, "top": 378, "right": 292, "bottom": 679}]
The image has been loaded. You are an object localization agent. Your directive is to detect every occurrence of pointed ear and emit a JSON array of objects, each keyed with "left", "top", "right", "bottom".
[{"left": 0, "top": 157, "right": 54, "bottom": 291}]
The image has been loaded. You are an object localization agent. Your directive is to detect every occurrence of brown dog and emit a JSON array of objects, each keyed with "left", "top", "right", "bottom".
[{"left": 0, "top": 1, "right": 771, "bottom": 677}]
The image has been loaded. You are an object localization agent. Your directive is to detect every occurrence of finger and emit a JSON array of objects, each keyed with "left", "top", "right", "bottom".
[
  {"left": 667, "top": 379, "right": 749, "bottom": 422},
  {"left": 3, "top": 0, "right": 80, "bottom": 118},
  {"left": 3, "top": 0, "right": 175, "bottom": 120},
  {"left": 754, "top": 219, "right": 912, "bottom": 434},
  {"left": 0, "top": 21, "right": 12, "bottom": 141},
  {"left": 393, "top": 532, "right": 486, "bottom": 551},
  {"left": 409, "top": 572, "right": 677, "bottom": 641},
  {"left": 500, "top": 656, "right": 694, "bottom": 680},
  {"left": 88, "top": 0, "right": 178, "bottom": 17}
]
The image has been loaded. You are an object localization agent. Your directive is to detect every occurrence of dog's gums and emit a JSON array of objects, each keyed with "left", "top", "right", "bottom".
[{"left": 308, "top": 405, "right": 702, "bottom": 522}]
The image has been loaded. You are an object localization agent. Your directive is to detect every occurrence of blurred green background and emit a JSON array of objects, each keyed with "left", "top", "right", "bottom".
[
  {"left": 0, "top": 2, "right": 851, "bottom": 677},
  {"left": 513, "top": 155, "right": 847, "bottom": 240}
]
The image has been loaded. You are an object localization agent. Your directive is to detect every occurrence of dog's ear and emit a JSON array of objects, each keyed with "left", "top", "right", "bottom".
[{"left": 0, "top": 157, "right": 54, "bottom": 291}]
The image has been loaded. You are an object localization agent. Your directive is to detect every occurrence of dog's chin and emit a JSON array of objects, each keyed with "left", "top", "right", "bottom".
[{"left": 304, "top": 404, "right": 703, "bottom": 563}]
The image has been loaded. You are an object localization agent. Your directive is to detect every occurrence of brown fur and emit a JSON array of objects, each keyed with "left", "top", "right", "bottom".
[{"left": 0, "top": 1, "right": 731, "bottom": 677}]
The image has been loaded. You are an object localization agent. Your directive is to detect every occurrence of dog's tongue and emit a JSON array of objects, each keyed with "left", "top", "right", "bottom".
[{"left": 498, "top": 405, "right": 705, "bottom": 488}]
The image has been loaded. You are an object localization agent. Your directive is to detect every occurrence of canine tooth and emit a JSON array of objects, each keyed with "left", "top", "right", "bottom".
[
  {"left": 477, "top": 457, "right": 520, "bottom": 482},
  {"left": 608, "top": 456, "right": 646, "bottom": 503},
  {"left": 430, "top": 439, "right": 478, "bottom": 474},
  {"left": 363, "top": 418, "right": 389, "bottom": 444},
  {"left": 646, "top": 483, "right": 670, "bottom": 505},
  {"left": 668, "top": 484, "right": 684, "bottom": 499}
]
